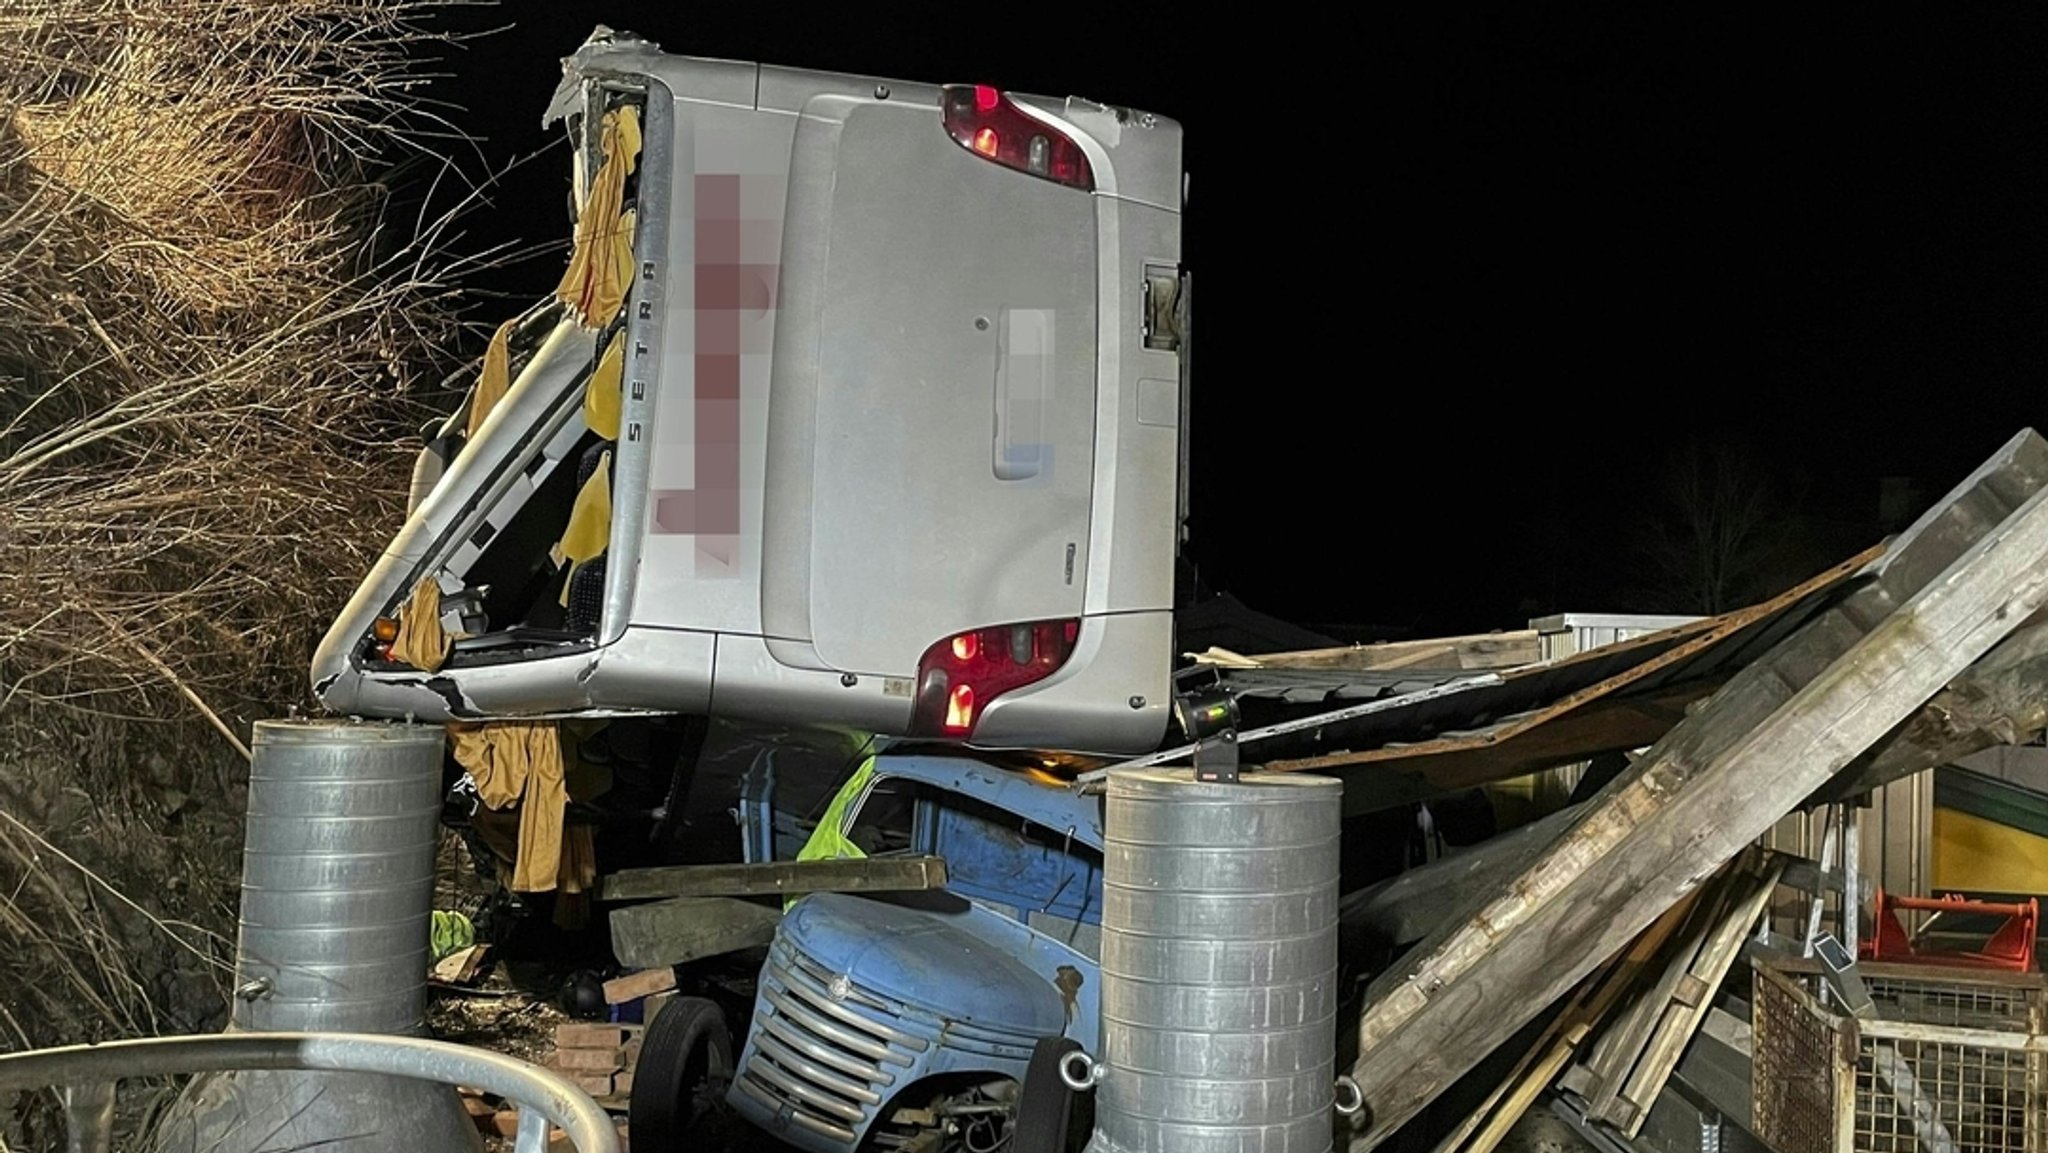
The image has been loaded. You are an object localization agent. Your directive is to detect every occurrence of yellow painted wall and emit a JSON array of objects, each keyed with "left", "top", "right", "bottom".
[
  {"left": 1932, "top": 805, "right": 2048, "bottom": 893},
  {"left": 1485, "top": 768, "right": 1577, "bottom": 832}
]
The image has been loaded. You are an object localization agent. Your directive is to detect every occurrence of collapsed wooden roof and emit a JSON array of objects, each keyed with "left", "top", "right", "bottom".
[
  {"left": 1193, "top": 531, "right": 2048, "bottom": 819},
  {"left": 1189, "top": 548, "right": 1876, "bottom": 813}
]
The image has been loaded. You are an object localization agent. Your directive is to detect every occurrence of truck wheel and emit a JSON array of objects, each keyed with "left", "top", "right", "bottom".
[
  {"left": 1013, "top": 1035, "right": 1091, "bottom": 1153},
  {"left": 628, "top": 995, "right": 734, "bottom": 1148}
]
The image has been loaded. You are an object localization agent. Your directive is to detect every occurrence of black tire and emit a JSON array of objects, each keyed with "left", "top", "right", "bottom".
[
  {"left": 628, "top": 995, "right": 735, "bottom": 1150},
  {"left": 1012, "top": 1035, "right": 1090, "bottom": 1153}
]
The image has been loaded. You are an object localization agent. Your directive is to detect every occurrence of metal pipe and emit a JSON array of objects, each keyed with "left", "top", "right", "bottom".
[
  {"left": 1844, "top": 800, "right": 1862, "bottom": 951},
  {"left": 1072, "top": 675, "right": 1501, "bottom": 785},
  {"left": 0, "top": 1032, "right": 618, "bottom": 1153}
]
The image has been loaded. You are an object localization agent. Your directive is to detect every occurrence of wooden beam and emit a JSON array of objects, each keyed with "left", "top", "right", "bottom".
[
  {"left": 597, "top": 855, "right": 947, "bottom": 903},
  {"left": 609, "top": 896, "right": 783, "bottom": 969},
  {"left": 602, "top": 965, "right": 679, "bottom": 1005},
  {"left": 1814, "top": 608, "right": 2048, "bottom": 803},
  {"left": 1243, "top": 631, "right": 1543, "bottom": 672},
  {"left": 1347, "top": 430, "right": 2048, "bottom": 1148}
]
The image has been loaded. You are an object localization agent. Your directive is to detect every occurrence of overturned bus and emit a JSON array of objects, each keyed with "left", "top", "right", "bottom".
[{"left": 310, "top": 27, "right": 1191, "bottom": 758}]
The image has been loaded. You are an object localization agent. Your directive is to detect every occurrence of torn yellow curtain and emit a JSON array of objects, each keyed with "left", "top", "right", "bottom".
[
  {"left": 558, "top": 823, "right": 597, "bottom": 896},
  {"left": 450, "top": 721, "right": 568, "bottom": 894},
  {"left": 553, "top": 723, "right": 606, "bottom": 914},
  {"left": 465, "top": 317, "right": 517, "bottom": 444},
  {"left": 554, "top": 449, "right": 612, "bottom": 607},
  {"left": 389, "top": 577, "right": 450, "bottom": 673},
  {"left": 556, "top": 105, "right": 642, "bottom": 328},
  {"left": 550, "top": 823, "right": 599, "bottom": 931},
  {"left": 584, "top": 328, "right": 624, "bottom": 441}
]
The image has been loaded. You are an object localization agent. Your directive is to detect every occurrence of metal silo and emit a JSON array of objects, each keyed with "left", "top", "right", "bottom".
[
  {"left": 1082, "top": 767, "right": 1347, "bottom": 1153},
  {"left": 155, "top": 718, "right": 480, "bottom": 1153}
]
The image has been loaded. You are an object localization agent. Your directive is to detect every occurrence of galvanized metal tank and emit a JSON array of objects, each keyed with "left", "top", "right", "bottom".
[
  {"left": 155, "top": 719, "right": 481, "bottom": 1153},
  {"left": 1085, "top": 767, "right": 1344, "bottom": 1153}
]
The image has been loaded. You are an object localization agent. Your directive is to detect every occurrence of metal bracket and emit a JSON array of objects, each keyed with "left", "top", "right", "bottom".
[
  {"left": 1812, "top": 932, "right": 1876, "bottom": 1018},
  {"left": 1192, "top": 730, "right": 1240, "bottom": 784},
  {"left": 1176, "top": 687, "right": 1242, "bottom": 784}
]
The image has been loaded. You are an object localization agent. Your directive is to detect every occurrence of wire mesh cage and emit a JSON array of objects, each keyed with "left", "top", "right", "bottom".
[{"left": 1754, "top": 956, "right": 2048, "bottom": 1153}]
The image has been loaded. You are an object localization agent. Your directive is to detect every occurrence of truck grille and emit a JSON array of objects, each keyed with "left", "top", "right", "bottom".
[{"left": 736, "top": 938, "right": 931, "bottom": 1143}]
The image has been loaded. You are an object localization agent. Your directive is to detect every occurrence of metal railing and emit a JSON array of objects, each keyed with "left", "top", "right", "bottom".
[{"left": 0, "top": 1032, "right": 621, "bottom": 1153}]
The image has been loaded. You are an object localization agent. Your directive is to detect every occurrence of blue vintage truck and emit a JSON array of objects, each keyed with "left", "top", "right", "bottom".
[
  {"left": 625, "top": 751, "right": 1107, "bottom": 1152},
  {"left": 726, "top": 755, "right": 1104, "bottom": 1151}
]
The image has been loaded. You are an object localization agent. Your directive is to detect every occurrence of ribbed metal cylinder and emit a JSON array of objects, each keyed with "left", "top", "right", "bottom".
[
  {"left": 1089, "top": 768, "right": 1342, "bottom": 1153},
  {"left": 154, "top": 718, "right": 479, "bottom": 1153},
  {"left": 233, "top": 718, "right": 445, "bottom": 1034}
]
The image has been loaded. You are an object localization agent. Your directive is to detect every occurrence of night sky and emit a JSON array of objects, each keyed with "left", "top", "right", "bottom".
[{"left": 407, "top": 7, "right": 2048, "bottom": 640}]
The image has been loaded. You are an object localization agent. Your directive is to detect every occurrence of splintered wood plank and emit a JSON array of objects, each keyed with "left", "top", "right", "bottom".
[
  {"left": 1570, "top": 863, "right": 1742, "bottom": 1117},
  {"left": 1347, "top": 430, "right": 2048, "bottom": 1149},
  {"left": 1615, "top": 855, "right": 1784, "bottom": 1136},
  {"left": 1447, "top": 894, "right": 1701, "bottom": 1153},
  {"left": 1569, "top": 850, "right": 1781, "bottom": 1131},
  {"left": 429, "top": 943, "right": 491, "bottom": 986}
]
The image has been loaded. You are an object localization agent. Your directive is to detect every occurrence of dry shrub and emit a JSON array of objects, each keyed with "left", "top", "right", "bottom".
[
  {"left": 0, "top": 0, "right": 492, "bottom": 1070},
  {"left": 0, "top": 0, "right": 470, "bottom": 721}
]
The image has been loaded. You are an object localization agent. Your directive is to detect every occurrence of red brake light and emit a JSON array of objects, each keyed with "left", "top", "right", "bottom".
[
  {"left": 942, "top": 84, "right": 1095, "bottom": 191},
  {"left": 946, "top": 685, "right": 975, "bottom": 730},
  {"left": 912, "top": 618, "right": 1082, "bottom": 738}
]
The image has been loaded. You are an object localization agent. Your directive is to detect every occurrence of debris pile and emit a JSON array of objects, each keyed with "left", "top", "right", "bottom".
[{"left": 1348, "top": 430, "right": 2048, "bottom": 1148}]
